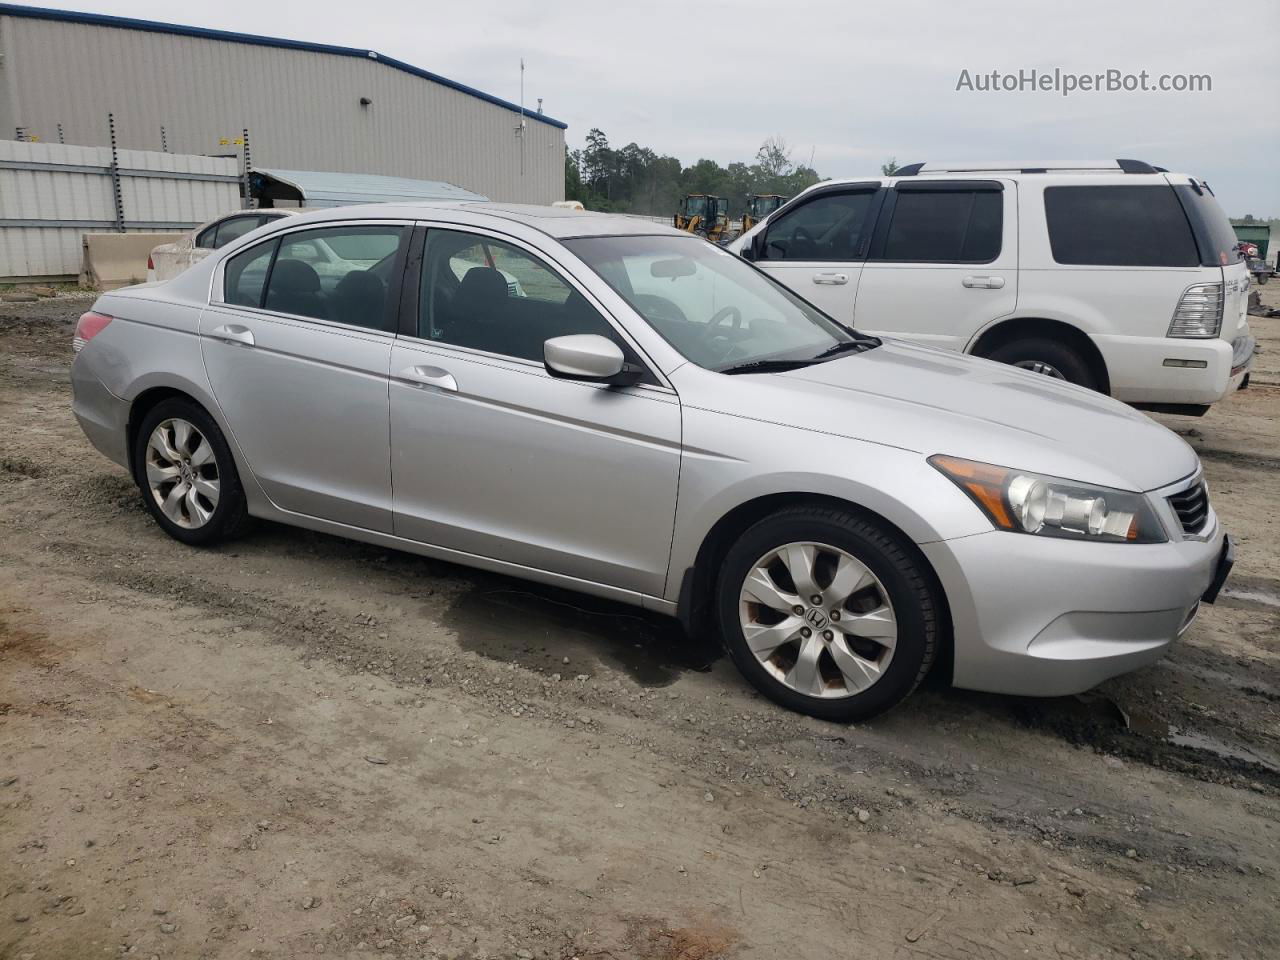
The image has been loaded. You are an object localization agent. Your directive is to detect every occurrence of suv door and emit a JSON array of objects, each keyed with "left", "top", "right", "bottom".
[
  {"left": 852, "top": 180, "right": 1017, "bottom": 348},
  {"left": 748, "top": 184, "right": 881, "bottom": 323},
  {"left": 389, "top": 225, "right": 681, "bottom": 598},
  {"left": 200, "top": 221, "right": 409, "bottom": 532}
]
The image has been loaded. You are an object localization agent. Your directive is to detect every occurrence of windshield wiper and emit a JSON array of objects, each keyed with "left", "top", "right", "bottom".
[
  {"left": 720, "top": 358, "right": 819, "bottom": 375},
  {"left": 811, "top": 338, "right": 880, "bottom": 361},
  {"left": 720, "top": 336, "right": 881, "bottom": 375}
]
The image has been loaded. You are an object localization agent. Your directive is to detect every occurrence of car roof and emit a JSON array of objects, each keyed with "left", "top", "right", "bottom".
[{"left": 251, "top": 201, "right": 687, "bottom": 240}]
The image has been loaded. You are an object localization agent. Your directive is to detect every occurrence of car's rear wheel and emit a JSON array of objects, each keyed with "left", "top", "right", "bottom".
[
  {"left": 983, "top": 337, "right": 1098, "bottom": 390},
  {"left": 716, "top": 506, "right": 939, "bottom": 722},
  {"left": 133, "top": 398, "right": 249, "bottom": 545}
]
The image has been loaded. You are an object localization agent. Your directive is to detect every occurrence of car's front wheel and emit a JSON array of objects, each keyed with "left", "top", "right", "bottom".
[
  {"left": 716, "top": 506, "right": 939, "bottom": 722},
  {"left": 133, "top": 398, "right": 250, "bottom": 545}
]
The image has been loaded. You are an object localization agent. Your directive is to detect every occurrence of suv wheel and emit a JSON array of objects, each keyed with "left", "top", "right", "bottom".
[
  {"left": 984, "top": 337, "right": 1098, "bottom": 390},
  {"left": 716, "top": 506, "right": 939, "bottom": 722},
  {"left": 133, "top": 398, "right": 250, "bottom": 545}
]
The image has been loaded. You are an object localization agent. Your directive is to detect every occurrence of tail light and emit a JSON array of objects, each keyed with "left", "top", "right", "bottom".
[
  {"left": 147, "top": 254, "right": 155, "bottom": 271},
  {"left": 73, "top": 311, "right": 112, "bottom": 352},
  {"left": 1168, "top": 282, "right": 1223, "bottom": 338}
]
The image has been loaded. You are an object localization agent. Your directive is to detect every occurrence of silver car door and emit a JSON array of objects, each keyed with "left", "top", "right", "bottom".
[
  {"left": 389, "top": 225, "right": 681, "bottom": 598},
  {"left": 200, "top": 222, "right": 409, "bottom": 532}
]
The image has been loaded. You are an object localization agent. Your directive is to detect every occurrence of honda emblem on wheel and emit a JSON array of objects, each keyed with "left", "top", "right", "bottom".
[{"left": 804, "top": 607, "right": 829, "bottom": 630}]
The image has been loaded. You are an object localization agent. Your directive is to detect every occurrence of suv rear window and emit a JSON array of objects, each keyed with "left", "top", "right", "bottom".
[
  {"left": 1173, "top": 185, "right": 1242, "bottom": 266},
  {"left": 1044, "top": 185, "right": 1199, "bottom": 267}
]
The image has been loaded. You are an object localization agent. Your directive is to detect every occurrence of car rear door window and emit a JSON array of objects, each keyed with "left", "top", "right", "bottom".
[
  {"left": 195, "top": 224, "right": 219, "bottom": 249},
  {"left": 762, "top": 191, "right": 876, "bottom": 261},
  {"left": 879, "top": 188, "right": 1003, "bottom": 262},
  {"left": 224, "top": 239, "right": 277, "bottom": 307},
  {"left": 261, "top": 225, "right": 407, "bottom": 331},
  {"left": 419, "top": 229, "right": 621, "bottom": 362},
  {"left": 1044, "top": 185, "right": 1199, "bottom": 267}
]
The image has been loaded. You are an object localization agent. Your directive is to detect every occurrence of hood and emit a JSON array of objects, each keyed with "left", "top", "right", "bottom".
[{"left": 677, "top": 339, "right": 1198, "bottom": 492}]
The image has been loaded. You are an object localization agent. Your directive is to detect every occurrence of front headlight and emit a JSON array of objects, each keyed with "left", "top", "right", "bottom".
[{"left": 930, "top": 455, "right": 1166, "bottom": 543}]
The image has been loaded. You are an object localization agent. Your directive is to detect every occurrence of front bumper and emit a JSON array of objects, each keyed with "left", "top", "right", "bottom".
[{"left": 921, "top": 518, "right": 1228, "bottom": 698}]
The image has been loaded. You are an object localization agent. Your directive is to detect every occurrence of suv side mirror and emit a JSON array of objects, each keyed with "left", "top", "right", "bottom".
[
  {"left": 544, "top": 334, "right": 643, "bottom": 386},
  {"left": 742, "top": 231, "right": 766, "bottom": 261}
]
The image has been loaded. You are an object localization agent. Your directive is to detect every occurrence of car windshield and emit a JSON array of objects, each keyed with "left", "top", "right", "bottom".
[{"left": 564, "top": 234, "right": 874, "bottom": 372}]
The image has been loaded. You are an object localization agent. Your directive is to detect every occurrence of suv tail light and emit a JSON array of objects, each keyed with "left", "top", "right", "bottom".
[
  {"left": 73, "top": 311, "right": 112, "bottom": 352},
  {"left": 147, "top": 254, "right": 155, "bottom": 271},
  {"left": 1168, "top": 282, "right": 1223, "bottom": 338}
]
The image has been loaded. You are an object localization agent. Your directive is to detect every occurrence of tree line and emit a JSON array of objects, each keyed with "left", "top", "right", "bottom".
[{"left": 564, "top": 130, "right": 824, "bottom": 219}]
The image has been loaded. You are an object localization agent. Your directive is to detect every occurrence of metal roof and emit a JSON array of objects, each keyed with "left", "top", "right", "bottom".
[
  {"left": 253, "top": 169, "right": 488, "bottom": 208},
  {"left": 0, "top": 3, "right": 568, "bottom": 130}
]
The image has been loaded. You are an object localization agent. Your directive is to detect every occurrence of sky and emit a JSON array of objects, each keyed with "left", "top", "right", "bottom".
[{"left": 18, "top": 0, "right": 1280, "bottom": 216}]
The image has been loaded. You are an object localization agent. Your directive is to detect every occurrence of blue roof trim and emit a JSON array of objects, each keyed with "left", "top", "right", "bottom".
[{"left": 0, "top": 3, "right": 568, "bottom": 130}]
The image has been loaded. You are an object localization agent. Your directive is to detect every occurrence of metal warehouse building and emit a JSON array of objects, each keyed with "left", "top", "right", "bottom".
[{"left": 0, "top": 3, "right": 567, "bottom": 205}]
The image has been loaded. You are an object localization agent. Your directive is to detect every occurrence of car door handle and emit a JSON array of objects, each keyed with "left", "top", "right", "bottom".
[
  {"left": 209, "top": 323, "right": 255, "bottom": 346},
  {"left": 812, "top": 272, "right": 849, "bottom": 285},
  {"left": 397, "top": 364, "right": 457, "bottom": 392},
  {"left": 962, "top": 276, "right": 1005, "bottom": 289}
]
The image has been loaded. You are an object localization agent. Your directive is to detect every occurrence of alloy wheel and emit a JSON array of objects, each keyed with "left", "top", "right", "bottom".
[
  {"left": 145, "top": 418, "right": 220, "bottom": 529},
  {"left": 1014, "top": 359, "right": 1067, "bottom": 379},
  {"left": 738, "top": 541, "right": 897, "bottom": 699}
]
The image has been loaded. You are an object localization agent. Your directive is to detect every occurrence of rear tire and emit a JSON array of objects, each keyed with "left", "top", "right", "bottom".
[
  {"left": 983, "top": 337, "right": 1098, "bottom": 390},
  {"left": 716, "top": 506, "right": 938, "bottom": 722},
  {"left": 133, "top": 398, "right": 250, "bottom": 546}
]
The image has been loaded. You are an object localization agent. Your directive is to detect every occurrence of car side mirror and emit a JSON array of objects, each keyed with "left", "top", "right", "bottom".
[
  {"left": 544, "top": 334, "right": 642, "bottom": 387},
  {"left": 743, "top": 231, "right": 765, "bottom": 262}
]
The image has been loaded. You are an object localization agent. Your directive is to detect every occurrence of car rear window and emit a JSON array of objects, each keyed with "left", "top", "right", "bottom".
[
  {"left": 1173, "top": 185, "right": 1242, "bottom": 266},
  {"left": 1044, "top": 185, "right": 1200, "bottom": 267}
]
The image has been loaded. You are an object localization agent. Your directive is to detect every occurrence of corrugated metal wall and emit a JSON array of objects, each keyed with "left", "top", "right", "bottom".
[
  {"left": 0, "top": 139, "right": 239, "bottom": 278},
  {"left": 0, "top": 13, "right": 565, "bottom": 206}
]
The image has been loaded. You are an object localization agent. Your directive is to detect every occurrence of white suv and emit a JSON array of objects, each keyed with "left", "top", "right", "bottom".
[{"left": 729, "top": 160, "right": 1255, "bottom": 414}]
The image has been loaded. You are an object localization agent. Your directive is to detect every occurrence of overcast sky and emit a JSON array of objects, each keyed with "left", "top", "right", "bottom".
[{"left": 26, "top": 0, "right": 1280, "bottom": 215}]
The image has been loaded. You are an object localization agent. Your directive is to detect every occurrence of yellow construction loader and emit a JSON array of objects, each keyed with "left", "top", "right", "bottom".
[
  {"left": 674, "top": 194, "right": 730, "bottom": 243},
  {"left": 740, "top": 194, "right": 788, "bottom": 234}
]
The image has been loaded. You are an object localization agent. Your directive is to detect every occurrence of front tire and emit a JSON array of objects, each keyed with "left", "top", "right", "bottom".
[
  {"left": 133, "top": 398, "right": 250, "bottom": 546},
  {"left": 716, "top": 506, "right": 939, "bottom": 722},
  {"left": 983, "top": 337, "right": 1098, "bottom": 390}
]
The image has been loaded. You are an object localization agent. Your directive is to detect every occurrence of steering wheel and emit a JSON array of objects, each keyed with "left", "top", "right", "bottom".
[
  {"left": 699, "top": 305, "right": 743, "bottom": 339},
  {"left": 632, "top": 293, "right": 688, "bottom": 327},
  {"left": 789, "top": 225, "right": 819, "bottom": 259}
]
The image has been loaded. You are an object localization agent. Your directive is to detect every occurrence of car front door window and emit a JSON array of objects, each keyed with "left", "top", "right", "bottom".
[
  {"left": 419, "top": 228, "right": 623, "bottom": 363},
  {"left": 763, "top": 192, "right": 875, "bottom": 261}
]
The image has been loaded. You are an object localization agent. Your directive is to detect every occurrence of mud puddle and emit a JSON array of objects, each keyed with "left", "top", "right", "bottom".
[
  {"left": 446, "top": 583, "right": 721, "bottom": 686},
  {"left": 983, "top": 692, "right": 1280, "bottom": 788}
]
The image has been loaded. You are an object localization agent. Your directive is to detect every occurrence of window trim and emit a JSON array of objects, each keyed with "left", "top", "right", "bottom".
[
  {"left": 756, "top": 183, "right": 885, "bottom": 264},
  {"left": 867, "top": 180, "right": 1005, "bottom": 264},
  {"left": 401, "top": 221, "right": 672, "bottom": 393},
  {"left": 212, "top": 218, "right": 412, "bottom": 338}
]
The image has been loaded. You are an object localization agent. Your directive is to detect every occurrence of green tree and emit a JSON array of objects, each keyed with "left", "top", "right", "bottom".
[{"left": 881, "top": 157, "right": 900, "bottom": 176}]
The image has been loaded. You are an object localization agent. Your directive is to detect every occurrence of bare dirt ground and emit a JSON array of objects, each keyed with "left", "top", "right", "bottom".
[{"left": 1, "top": 288, "right": 1278, "bottom": 960}]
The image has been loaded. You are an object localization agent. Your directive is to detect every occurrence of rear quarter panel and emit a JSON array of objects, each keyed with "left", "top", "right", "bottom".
[{"left": 1010, "top": 177, "right": 1209, "bottom": 341}]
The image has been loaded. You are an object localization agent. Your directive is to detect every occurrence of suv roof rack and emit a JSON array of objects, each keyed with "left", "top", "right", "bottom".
[{"left": 894, "top": 159, "right": 1164, "bottom": 176}]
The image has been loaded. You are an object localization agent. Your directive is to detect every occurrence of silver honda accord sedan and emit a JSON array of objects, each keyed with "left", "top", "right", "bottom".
[{"left": 70, "top": 202, "right": 1234, "bottom": 721}]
